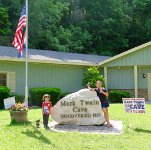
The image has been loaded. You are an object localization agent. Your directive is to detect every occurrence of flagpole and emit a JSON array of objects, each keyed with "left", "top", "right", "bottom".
[{"left": 25, "top": 0, "right": 28, "bottom": 105}]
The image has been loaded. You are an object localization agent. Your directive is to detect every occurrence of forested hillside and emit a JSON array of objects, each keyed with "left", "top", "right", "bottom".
[{"left": 0, "top": 0, "right": 151, "bottom": 56}]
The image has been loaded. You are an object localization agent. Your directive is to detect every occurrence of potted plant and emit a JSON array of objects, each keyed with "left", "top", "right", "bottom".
[{"left": 9, "top": 103, "right": 28, "bottom": 122}]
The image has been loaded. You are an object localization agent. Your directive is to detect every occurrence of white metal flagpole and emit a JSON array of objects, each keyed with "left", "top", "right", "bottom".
[{"left": 25, "top": 0, "right": 28, "bottom": 105}]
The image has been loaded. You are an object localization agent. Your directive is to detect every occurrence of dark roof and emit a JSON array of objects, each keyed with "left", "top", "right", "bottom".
[{"left": 0, "top": 46, "right": 110, "bottom": 65}]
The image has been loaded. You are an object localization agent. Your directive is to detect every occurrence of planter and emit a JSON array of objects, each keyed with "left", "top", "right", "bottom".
[{"left": 10, "top": 111, "right": 28, "bottom": 122}]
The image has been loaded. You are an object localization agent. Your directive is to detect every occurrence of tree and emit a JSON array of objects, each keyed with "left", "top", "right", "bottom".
[
  {"left": 127, "top": 0, "right": 151, "bottom": 48},
  {"left": 0, "top": 0, "right": 24, "bottom": 46},
  {"left": 82, "top": 67, "right": 105, "bottom": 88},
  {"left": 56, "top": 25, "right": 92, "bottom": 53},
  {"left": 0, "top": 0, "right": 151, "bottom": 56},
  {"left": 79, "top": 0, "right": 132, "bottom": 55},
  {"left": 0, "top": 7, "right": 11, "bottom": 35},
  {"left": 28, "top": 0, "right": 69, "bottom": 50},
  {"left": 0, "top": 6, "right": 11, "bottom": 45}
]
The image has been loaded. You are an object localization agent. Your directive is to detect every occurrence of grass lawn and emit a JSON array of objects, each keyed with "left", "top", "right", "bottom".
[{"left": 0, "top": 104, "right": 151, "bottom": 150}]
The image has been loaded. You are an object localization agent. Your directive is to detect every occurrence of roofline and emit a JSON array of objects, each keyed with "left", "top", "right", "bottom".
[
  {"left": 99, "top": 41, "right": 151, "bottom": 66},
  {"left": 0, "top": 57, "right": 99, "bottom": 67}
]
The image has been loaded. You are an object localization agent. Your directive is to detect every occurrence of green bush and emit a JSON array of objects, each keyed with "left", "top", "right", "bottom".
[
  {"left": 0, "top": 86, "right": 10, "bottom": 109},
  {"left": 9, "top": 94, "right": 25, "bottom": 103},
  {"left": 109, "top": 90, "right": 131, "bottom": 103},
  {"left": 59, "top": 92, "right": 70, "bottom": 99},
  {"left": 82, "top": 67, "right": 105, "bottom": 88},
  {"left": 29, "top": 87, "right": 61, "bottom": 106}
]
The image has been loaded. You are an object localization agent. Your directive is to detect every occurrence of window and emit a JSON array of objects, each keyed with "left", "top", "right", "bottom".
[
  {"left": 0, "top": 72, "right": 16, "bottom": 92},
  {"left": 0, "top": 73, "right": 7, "bottom": 86}
]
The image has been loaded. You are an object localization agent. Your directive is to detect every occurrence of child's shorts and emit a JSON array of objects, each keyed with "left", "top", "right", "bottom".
[{"left": 101, "top": 101, "right": 109, "bottom": 108}]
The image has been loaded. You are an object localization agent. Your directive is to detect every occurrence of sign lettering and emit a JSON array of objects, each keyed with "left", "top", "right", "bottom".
[{"left": 123, "top": 98, "right": 146, "bottom": 113}]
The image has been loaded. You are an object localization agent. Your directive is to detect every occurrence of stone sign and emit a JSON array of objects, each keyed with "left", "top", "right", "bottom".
[{"left": 51, "top": 89, "right": 106, "bottom": 125}]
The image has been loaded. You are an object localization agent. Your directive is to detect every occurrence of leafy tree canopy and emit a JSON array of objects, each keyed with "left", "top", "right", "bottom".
[{"left": 0, "top": 0, "right": 151, "bottom": 56}]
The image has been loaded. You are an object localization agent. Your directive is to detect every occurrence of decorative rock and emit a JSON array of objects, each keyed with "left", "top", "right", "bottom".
[{"left": 51, "top": 89, "right": 106, "bottom": 125}]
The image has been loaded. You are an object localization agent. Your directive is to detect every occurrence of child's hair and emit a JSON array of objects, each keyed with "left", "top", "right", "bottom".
[
  {"left": 96, "top": 80, "right": 102, "bottom": 83},
  {"left": 42, "top": 94, "right": 51, "bottom": 101}
]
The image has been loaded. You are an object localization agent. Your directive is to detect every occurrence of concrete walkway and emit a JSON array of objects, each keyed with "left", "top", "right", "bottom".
[{"left": 48, "top": 120, "right": 123, "bottom": 135}]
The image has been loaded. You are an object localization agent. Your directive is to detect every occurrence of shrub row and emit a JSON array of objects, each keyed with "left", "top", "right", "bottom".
[
  {"left": 29, "top": 87, "right": 61, "bottom": 106},
  {"left": 59, "top": 92, "right": 70, "bottom": 99},
  {"left": 0, "top": 86, "right": 62, "bottom": 108},
  {"left": 0, "top": 86, "right": 10, "bottom": 109},
  {"left": 0, "top": 86, "right": 131, "bottom": 109},
  {"left": 9, "top": 94, "right": 25, "bottom": 103},
  {"left": 109, "top": 90, "right": 131, "bottom": 103}
]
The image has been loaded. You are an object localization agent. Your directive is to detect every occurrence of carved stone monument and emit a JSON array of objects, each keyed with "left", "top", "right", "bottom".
[{"left": 51, "top": 89, "right": 106, "bottom": 125}]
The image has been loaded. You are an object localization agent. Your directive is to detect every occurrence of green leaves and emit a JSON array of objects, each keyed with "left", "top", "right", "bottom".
[
  {"left": 128, "top": 0, "right": 151, "bottom": 48},
  {"left": 29, "top": 87, "right": 61, "bottom": 106},
  {"left": 0, "top": 0, "right": 151, "bottom": 56},
  {"left": 0, "top": 7, "right": 11, "bottom": 35},
  {"left": 0, "top": 86, "right": 10, "bottom": 109},
  {"left": 109, "top": 90, "right": 131, "bottom": 103},
  {"left": 82, "top": 67, "right": 105, "bottom": 88},
  {"left": 0, "top": 6, "right": 12, "bottom": 46},
  {"left": 28, "top": 0, "right": 69, "bottom": 50}
]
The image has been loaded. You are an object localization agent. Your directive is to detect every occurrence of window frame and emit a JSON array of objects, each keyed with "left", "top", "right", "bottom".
[{"left": 0, "top": 72, "right": 8, "bottom": 87}]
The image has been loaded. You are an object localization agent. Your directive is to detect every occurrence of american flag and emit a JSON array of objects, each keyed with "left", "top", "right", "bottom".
[{"left": 12, "top": 2, "right": 26, "bottom": 58}]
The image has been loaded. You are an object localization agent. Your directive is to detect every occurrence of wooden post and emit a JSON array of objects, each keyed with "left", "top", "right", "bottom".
[
  {"left": 134, "top": 66, "right": 138, "bottom": 98},
  {"left": 104, "top": 67, "right": 108, "bottom": 89}
]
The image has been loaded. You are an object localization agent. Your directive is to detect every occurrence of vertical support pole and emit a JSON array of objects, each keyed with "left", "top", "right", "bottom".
[
  {"left": 134, "top": 65, "right": 138, "bottom": 98},
  {"left": 25, "top": 0, "right": 28, "bottom": 105}
]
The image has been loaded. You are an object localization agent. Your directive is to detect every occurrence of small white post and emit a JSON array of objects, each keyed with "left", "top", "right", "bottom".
[{"left": 134, "top": 66, "right": 138, "bottom": 98}]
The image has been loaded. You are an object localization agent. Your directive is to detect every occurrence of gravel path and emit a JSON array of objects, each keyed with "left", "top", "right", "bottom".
[{"left": 48, "top": 120, "right": 122, "bottom": 135}]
